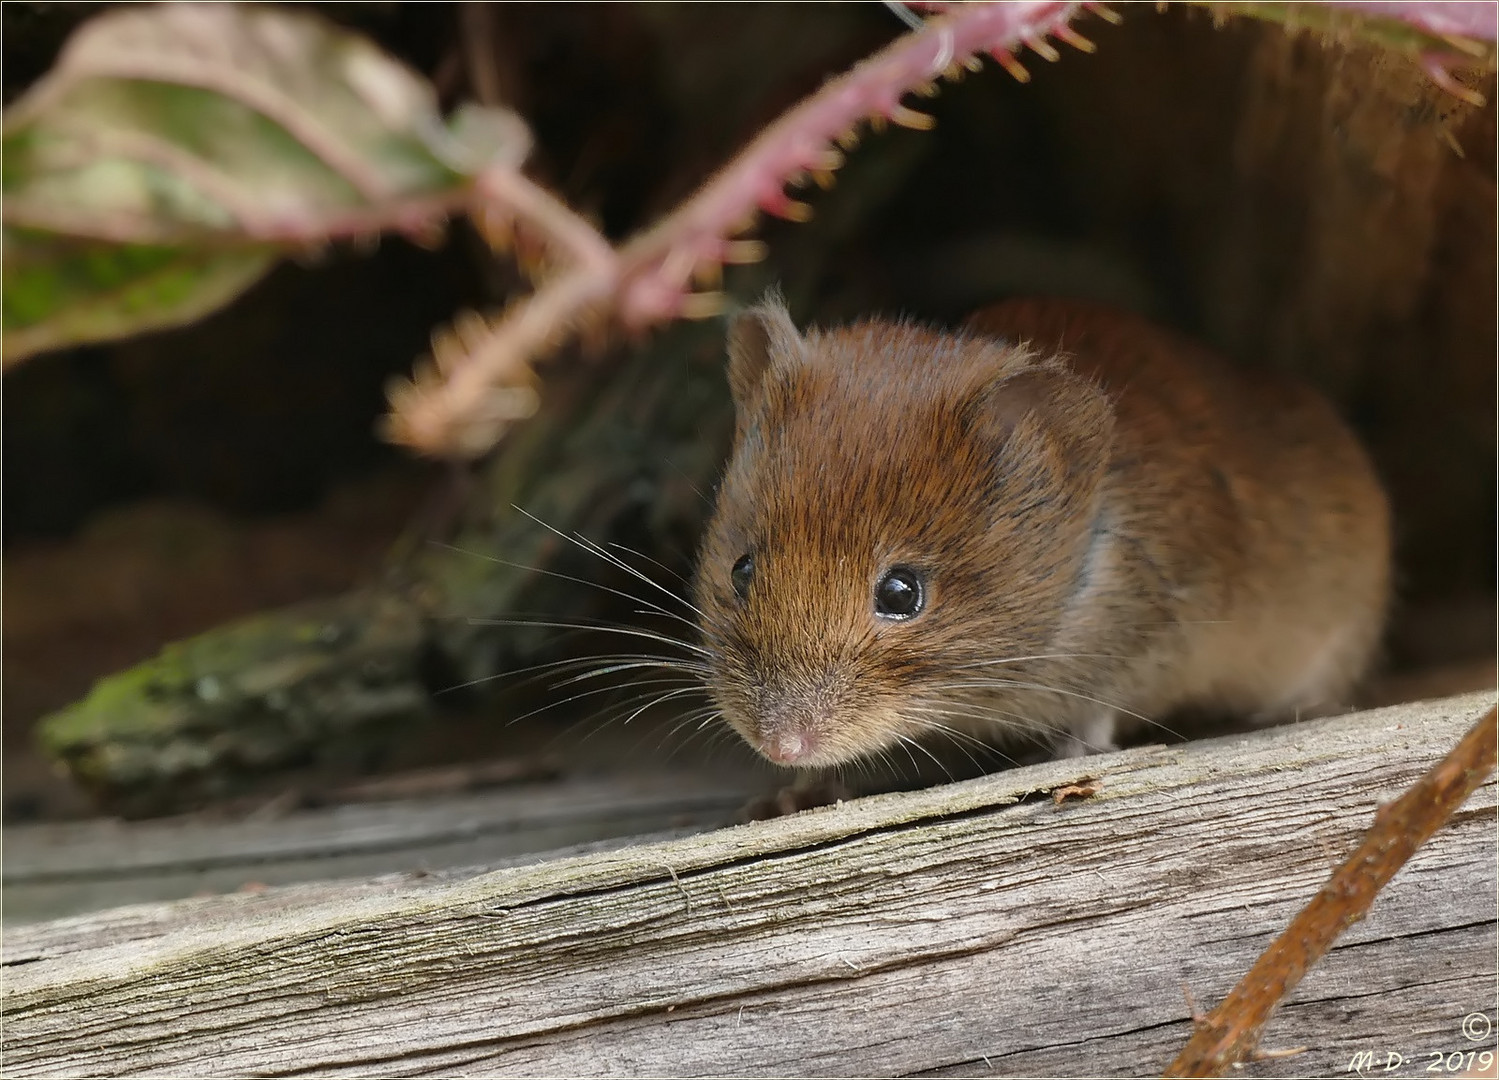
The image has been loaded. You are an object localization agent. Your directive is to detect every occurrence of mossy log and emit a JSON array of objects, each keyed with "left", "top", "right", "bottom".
[
  {"left": 4, "top": 692, "right": 1494, "bottom": 1077},
  {"left": 33, "top": 310, "right": 741, "bottom": 817}
]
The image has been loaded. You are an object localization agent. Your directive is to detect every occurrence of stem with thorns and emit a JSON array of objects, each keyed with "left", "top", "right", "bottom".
[{"left": 383, "top": 2, "right": 1110, "bottom": 459}]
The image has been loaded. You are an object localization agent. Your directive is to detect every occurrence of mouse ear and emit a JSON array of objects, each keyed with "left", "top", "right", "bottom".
[
  {"left": 971, "top": 360, "right": 1116, "bottom": 500},
  {"left": 727, "top": 292, "right": 805, "bottom": 410}
]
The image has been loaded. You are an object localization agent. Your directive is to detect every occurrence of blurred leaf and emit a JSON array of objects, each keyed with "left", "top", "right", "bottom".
[
  {"left": 2, "top": 3, "right": 530, "bottom": 362},
  {"left": 2, "top": 229, "right": 276, "bottom": 363}
]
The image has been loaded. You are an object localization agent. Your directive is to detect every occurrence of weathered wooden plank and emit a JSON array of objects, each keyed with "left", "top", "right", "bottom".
[
  {"left": 3, "top": 691, "right": 1494, "bottom": 1078},
  {"left": 2, "top": 770, "right": 760, "bottom": 925}
]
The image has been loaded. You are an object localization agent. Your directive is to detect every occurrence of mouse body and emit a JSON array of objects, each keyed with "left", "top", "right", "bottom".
[{"left": 692, "top": 295, "right": 1392, "bottom": 769}]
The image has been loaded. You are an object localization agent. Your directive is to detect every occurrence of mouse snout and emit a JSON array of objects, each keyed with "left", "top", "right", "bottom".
[
  {"left": 763, "top": 729, "right": 820, "bottom": 765},
  {"left": 751, "top": 687, "right": 841, "bottom": 767}
]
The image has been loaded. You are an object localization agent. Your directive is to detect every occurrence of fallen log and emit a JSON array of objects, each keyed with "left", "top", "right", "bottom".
[{"left": 3, "top": 690, "right": 1493, "bottom": 1077}]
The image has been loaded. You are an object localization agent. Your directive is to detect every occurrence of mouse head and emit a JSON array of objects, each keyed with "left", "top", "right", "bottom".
[{"left": 693, "top": 297, "right": 1115, "bottom": 769}]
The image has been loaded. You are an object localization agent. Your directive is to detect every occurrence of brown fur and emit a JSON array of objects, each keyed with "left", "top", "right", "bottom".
[{"left": 692, "top": 296, "right": 1392, "bottom": 768}]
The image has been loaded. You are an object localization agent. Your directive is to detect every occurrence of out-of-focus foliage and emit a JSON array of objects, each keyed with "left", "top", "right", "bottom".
[{"left": 2, "top": 3, "right": 529, "bottom": 363}]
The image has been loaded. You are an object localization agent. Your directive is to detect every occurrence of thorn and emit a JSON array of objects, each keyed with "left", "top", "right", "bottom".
[
  {"left": 811, "top": 169, "right": 837, "bottom": 189},
  {"left": 891, "top": 104, "right": 936, "bottom": 130},
  {"left": 453, "top": 309, "right": 492, "bottom": 351},
  {"left": 680, "top": 292, "right": 728, "bottom": 320},
  {"left": 785, "top": 168, "right": 809, "bottom": 189},
  {"left": 1054, "top": 24, "right": 1097, "bottom": 53},
  {"left": 1440, "top": 126, "right": 1466, "bottom": 158},
  {"left": 992, "top": 49, "right": 1031, "bottom": 83},
  {"left": 943, "top": 61, "right": 964, "bottom": 80},
  {"left": 1439, "top": 33, "right": 1489, "bottom": 59},
  {"left": 913, "top": 79, "right": 940, "bottom": 97},
  {"left": 691, "top": 259, "right": 723, "bottom": 290},
  {"left": 765, "top": 196, "right": 813, "bottom": 223},
  {"left": 412, "top": 356, "right": 440, "bottom": 389},
  {"left": 1181, "top": 982, "right": 1207, "bottom": 1026},
  {"left": 429, "top": 330, "right": 460, "bottom": 373},
  {"left": 869, "top": 113, "right": 888, "bottom": 134},
  {"left": 382, "top": 374, "right": 415, "bottom": 409},
  {"left": 1024, "top": 34, "right": 1061, "bottom": 62},
  {"left": 660, "top": 246, "right": 696, "bottom": 290},
  {"left": 813, "top": 147, "right": 845, "bottom": 171},
  {"left": 1092, "top": 4, "right": 1124, "bottom": 25},
  {"left": 722, "top": 239, "right": 767, "bottom": 265},
  {"left": 1423, "top": 59, "right": 1486, "bottom": 107},
  {"left": 478, "top": 209, "right": 514, "bottom": 254},
  {"left": 516, "top": 248, "right": 546, "bottom": 281},
  {"left": 836, "top": 126, "right": 861, "bottom": 151},
  {"left": 408, "top": 220, "right": 447, "bottom": 251},
  {"left": 1249, "top": 1045, "right": 1309, "bottom": 1063},
  {"left": 963, "top": 55, "right": 984, "bottom": 72}
]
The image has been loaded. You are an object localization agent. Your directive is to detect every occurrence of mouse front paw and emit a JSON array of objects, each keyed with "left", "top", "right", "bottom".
[
  {"left": 1052, "top": 713, "right": 1119, "bottom": 759},
  {"left": 737, "top": 775, "right": 852, "bottom": 822}
]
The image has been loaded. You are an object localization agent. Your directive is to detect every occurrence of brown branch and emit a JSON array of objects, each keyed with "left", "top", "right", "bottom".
[
  {"left": 1164, "top": 704, "right": 1498, "bottom": 1079},
  {"left": 384, "top": 1, "right": 1110, "bottom": 458}
]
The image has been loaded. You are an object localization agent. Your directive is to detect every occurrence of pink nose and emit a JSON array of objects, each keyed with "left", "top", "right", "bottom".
[{"left": 764, "top": 731, "right": 817, "bottom": 765}]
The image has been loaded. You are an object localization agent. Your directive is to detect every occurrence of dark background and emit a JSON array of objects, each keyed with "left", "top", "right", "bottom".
[{"left": 5, "top": 3, "right": 1494, "bottom": 819}]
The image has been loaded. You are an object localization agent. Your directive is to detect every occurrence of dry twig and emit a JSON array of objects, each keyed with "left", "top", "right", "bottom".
[{"left": 1164, "top": 704, "right": 1498, "bottom": 1078}]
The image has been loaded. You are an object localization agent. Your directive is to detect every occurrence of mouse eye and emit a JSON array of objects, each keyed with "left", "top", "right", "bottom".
[
  {"left": 874, "top": 566, "right": 925, "bottom": 620},
  {"left": 731, "top": 553, "right": 755, "bottom": 600}
]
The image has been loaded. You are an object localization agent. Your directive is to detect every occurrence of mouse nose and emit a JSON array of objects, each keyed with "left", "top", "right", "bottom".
[{"left": 764, "top": 730, "right": 819, "bottom": 765}]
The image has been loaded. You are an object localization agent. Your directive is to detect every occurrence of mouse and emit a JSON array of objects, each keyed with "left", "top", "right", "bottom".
[{"left": 691, "top": 294, "right": 1392, "bottom": 770}]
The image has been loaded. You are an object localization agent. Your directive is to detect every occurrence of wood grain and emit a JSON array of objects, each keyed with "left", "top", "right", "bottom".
[
  {"left": 2, "top": 770, "right": 759, "bottom": 925},
  {"left": 4, "top": 691, "right": 1494, "bottom": 1078}
]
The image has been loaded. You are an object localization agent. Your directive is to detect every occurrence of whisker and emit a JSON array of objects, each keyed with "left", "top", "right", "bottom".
[
  {"left": 605, "top": 540, "right": 697, "bottom": 593},
  {"left": 663, "top": 706, "right": 722, "bottom": 739},
  {"left": 927, "top": 678, "right": 1184, "bottom": 742},
  {"left": 894, "top": 733, "right": 956, "bottom": 780},
  {"left": 510, "top": 505, "right": 704, "bottom": 618},
  {"left": 565, "top": 685, "right": 714, "bottom": 752},
  {"left": 501, "top": 676, "right": 701, "bottom": 728},
  {"left": 905, "top": 700, "right": 1072, "bottom": 758},
  {"left": 466, "top": 616, "right": 712, "bottom": 658},
  {"left": 903, "top": 716, "right": 1017, "bottom": 771},
  {"left": 929, "top": 678, "right": 1152, "bottom": 725},
  {"left": 442, "top": 649, "right": 708, "bottom": 697},
  {"left": 549, "top": 661, "right": 707, "bottom": 690},
  {"left": 907, "top": 700, "right": 1044, "bottom": 735},
  {"left": 614, "top": 684, "right": 707, "bottom": 727},
  {"left": 663, "top": 454, "right": 712, "bottom": 508},
  {"left": 659, "top": 709, "right": 728, "bottom": 759},
  {"left": 437, "top": 538, "right": 702, "bottom": 634},
  {"left": 946, "top": 651, "right": 1129, "bottom": 671},
  {"left": 901, "top": 711, "right": 1007, "bottom": 753}
]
